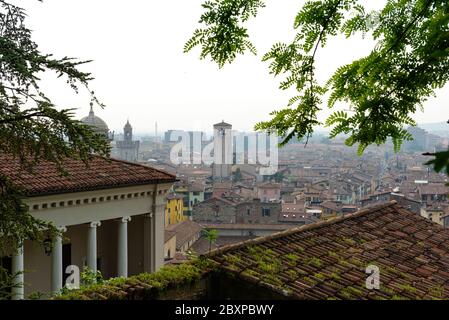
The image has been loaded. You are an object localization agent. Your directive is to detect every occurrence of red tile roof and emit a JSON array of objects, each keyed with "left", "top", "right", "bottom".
[
  {"left": 166, "top": 193, "right": 185, "bottom": 200},
  {"left": 419, "top": 183, "right": 449, "bottom": 195},
  {"left": 0, "top": 155, "right": 176, "bottom": 196},
  {"left": 206, "top": 201, "right": 449, "bottom": 299},
  {"left": 281, "top": 202, "right": 305, "bottom": 214},
  {"left": 257, "top": 183, "right": 281, "bottom": 189},
  {"left": 166, "top": 220, "right": 203, "bottom": 250},
  {"left": 164, "top": 230, "right": 176, "bottom": 243},
  {"left": 201, "top": 223, "right": 292, "bottom": 231}
]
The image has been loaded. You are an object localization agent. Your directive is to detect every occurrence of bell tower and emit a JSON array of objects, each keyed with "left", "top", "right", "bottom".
[
  {"left": 213, "top": 120, "right": 232, "bottom": 181},
  {"left": 116, "top": 119, "right": 140, "bottom": 162},
  {"left": 124, "top": 120, "right": 133, "bottom": 142}
]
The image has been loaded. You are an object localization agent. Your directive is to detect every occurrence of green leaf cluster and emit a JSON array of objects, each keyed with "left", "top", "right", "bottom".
[
  {"left": 55, "top": 261, "right": 209, "bottom": 300},
  {"left": 184, "top": 0, "right": 265, "bottom": 68},
  {"left": 0, "top": 0, "right": 110, "bottom": 272},
  {"left": 186, "top": 0, "right": 449, "bottom": 159}
]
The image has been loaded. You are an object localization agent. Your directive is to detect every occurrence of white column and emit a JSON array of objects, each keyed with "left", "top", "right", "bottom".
[
  {"left": 87, "top": 221, "right": 101, "bottom": 272},
  {"left": 117, "top": 216, "right": 131, "bottom": 278},
  {"left": 144, "top": 203, "right": 165, "bottom": 273},
  {"left": 11, "top": 244, "right": 24, "bottom": 300},
  {"left": 51, "top": 227, "right": 66, "bottom": 294}
]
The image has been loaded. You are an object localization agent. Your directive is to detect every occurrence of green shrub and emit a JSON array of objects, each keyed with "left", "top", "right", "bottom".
[{"left": 55, "top": 259, "right": 211, "bottom": 300}]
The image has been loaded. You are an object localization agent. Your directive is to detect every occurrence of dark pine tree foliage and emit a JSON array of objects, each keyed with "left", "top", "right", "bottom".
[{"left": 0, "top": 0, "right": 109, "bottom": 273}]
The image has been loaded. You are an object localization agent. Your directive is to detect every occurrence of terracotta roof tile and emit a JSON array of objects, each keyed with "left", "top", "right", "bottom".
[
  {"left": 166, "top": 220, "right": 203, "bottom": 250},
  {"left": 419, "top": 183, "right": 449, "bottom": 195},
  {"left": 0, "top": 154, "right": 176, "bottom": 196},
  {"left": 205, "top": 201, "right": 449, "bottom": 300}
]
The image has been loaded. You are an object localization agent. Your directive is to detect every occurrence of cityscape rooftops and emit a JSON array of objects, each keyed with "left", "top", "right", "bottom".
[
  {"left": 166, "top": 193, "right": 185, "bottom": 200},
  {"left": 419, "top": 183, "right": 449, "bottom": 195}
]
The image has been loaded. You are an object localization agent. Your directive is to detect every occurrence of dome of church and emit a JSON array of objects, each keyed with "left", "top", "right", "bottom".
[{"left": 81, "top": 106, "right": 110, "bottom": 136}]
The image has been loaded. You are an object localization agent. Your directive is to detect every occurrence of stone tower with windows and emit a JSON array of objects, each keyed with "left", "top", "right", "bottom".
[
  {"left": 116, "top": 120, "right": 140, "bottom": 162},
  {"left": 212, "top": 120, "right": 233, "bottom": 181}
]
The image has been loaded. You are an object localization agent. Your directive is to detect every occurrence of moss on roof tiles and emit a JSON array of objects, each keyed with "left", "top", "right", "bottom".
[{"left": 58, "top": 202, "right": 449, "bottom": 300}]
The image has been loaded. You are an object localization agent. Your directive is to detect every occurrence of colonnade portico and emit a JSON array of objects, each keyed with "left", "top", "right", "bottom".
[
  {"left": 0, "top": 148, "right": 176, "bottom": 300},
  {"left": 10, "top": 210, "right": 162, "bottom": 299},
  {"left": 49, "top": 216, "right": 133, "bottom": 295},
  {"left": 7, "top": 176, "right": 172, "bottom": 299}
]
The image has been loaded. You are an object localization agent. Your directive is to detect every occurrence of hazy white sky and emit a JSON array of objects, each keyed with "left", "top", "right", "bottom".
[{"left": 17, "top": 0, "right": 449, "bottom": 134}]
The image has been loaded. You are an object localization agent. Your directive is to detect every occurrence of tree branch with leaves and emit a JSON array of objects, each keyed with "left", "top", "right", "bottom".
[
  {"left": 185, "top": 0, "right": 449, "bottom": 159},
  {"left": 0, "top": 0, "right": 110, "bottom": 294}
]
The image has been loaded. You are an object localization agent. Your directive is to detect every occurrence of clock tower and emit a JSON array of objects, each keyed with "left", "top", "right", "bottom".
[{"left": 116, "top": 120, "right": 140, "bottom": 162}]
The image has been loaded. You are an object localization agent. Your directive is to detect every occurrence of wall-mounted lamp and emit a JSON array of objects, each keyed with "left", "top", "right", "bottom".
[{"left": 43, "top": 238, "right": 52, "bottom": 256}]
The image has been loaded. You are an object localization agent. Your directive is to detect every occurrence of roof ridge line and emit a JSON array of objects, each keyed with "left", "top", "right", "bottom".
[{"left": 204, "top": 200, "right": 398, "bottom": 258}]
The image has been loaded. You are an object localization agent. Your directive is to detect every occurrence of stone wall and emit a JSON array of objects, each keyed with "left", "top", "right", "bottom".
[
  {"left": 235, "top": 200, "right": 281, "bottom": 224},
  {"left": 192, "top": 199, "right": 236, "bottom": 224}
]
